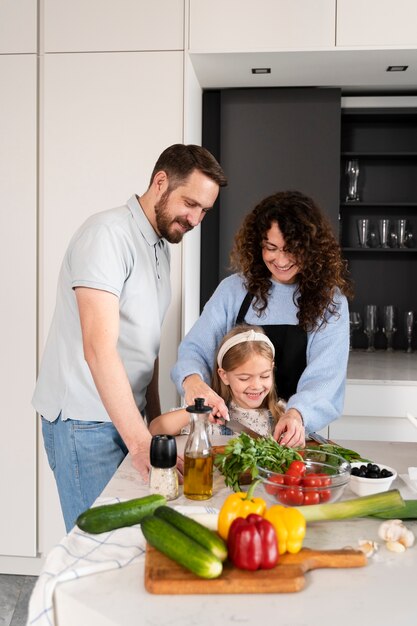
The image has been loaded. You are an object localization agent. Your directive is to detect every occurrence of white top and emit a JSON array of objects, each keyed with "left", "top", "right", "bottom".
[{"left": 33, "top": 196, "right": 171, "bottom": 421}]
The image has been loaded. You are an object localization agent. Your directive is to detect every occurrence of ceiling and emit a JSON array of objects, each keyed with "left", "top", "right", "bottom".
[{"left": 190, "top": 48, "right": 417, "bottom": 95}]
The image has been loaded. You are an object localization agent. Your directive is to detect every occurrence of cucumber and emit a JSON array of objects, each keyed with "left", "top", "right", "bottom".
[
  {"left": 141, "top": 515, "right": 223, "bottom": 579},
  {"left": 154, "top": 506, "right": 227, "bottom": 561},
  {"left": 371, "top": 499, "right": 417, "bottom": 520},
  {"left": 76, "top": 494, "right": 166, "bottom": 534}
]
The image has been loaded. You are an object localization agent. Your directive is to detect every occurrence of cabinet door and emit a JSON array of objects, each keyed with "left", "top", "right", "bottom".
[
  {"left": 337, "top": 0, "right": 417, "bottom": 47},
  {"left": 189, "top": 0, "right": 336, "bottom": 51},
  {"left": 42, "top": 51, "right": 183, "bottom": 444},
  {"left": 0, "top": 0, "right": 37, "bottom": 53},
  {"left": 0, "top": 55, "right": 37, "bottom": 557},
  {"left": 44, "top": 0, "right": 184, "bottom": 52}
]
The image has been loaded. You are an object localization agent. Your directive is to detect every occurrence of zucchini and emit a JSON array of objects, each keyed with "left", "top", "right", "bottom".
[
  {"left": 371, "top": 499, "right": 417, "bottom": 520},
  {"left": 154, "top": 506, "right": 227, "bottom": 561},
  {"left": 76, "top": 494, "right": 166, "bottom": 534},
  {"left": 141, "top": 515, "right": 223, "bottom": 579}
]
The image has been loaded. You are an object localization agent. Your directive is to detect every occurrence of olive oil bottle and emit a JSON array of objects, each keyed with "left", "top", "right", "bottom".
[{"left": 183, "top": 398, "right": 213, "bottom": 500}]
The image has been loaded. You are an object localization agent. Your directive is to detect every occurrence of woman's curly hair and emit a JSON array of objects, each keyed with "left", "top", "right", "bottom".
[{"left": 230, "top": 191, "right": 354, "bottom": 332}]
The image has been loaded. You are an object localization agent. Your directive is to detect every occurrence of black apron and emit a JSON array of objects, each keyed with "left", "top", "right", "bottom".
[{"left": 236, "top": 292, "right": 307, "bottom": 402}]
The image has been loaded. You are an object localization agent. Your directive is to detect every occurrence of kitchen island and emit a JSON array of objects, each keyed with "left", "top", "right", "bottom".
[{"left": 39, "top": 439, "right": 417, "bottom": 626}]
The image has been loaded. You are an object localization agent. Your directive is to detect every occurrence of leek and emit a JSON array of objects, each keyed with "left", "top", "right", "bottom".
[
  {"left": 371, "top": 499, "right": 417, "bottom": 520},
  {"left": 295, "top": 489, "right": 405, "bottom": 522}
]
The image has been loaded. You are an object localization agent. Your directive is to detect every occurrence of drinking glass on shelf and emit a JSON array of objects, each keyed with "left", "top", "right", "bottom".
[
  {"left": 349, "top": 312, "right": 362, "bottom": 351},
  {"left": 346, "top": 159, "right": 360, "bottom": 202},
  {"left": 382, "top": 305, "right": 397, "bottom": 352},
  {"left": 364, "top": 305, "right": 378, "bottom": 352},
  {"left": 405, "top": 311, "right": 414, "bottom": 354},
  {"left": 357, "top": 219, "right": 370, "bottom": 248},
  {"left": 378, "top": 219, "right": 391, "bottom": 249},
  {"left": 397, "top": 219, "right": 408, "bottom": 249}
]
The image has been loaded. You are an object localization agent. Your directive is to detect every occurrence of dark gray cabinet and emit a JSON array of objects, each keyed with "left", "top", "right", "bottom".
[{"left": 341, "top": 108, "right": 417, "bottom": 350}]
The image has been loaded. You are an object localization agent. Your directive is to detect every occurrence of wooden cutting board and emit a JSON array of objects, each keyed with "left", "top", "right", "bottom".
[{"left": 144, "top": 545, "right": 367, "bottom": 594}]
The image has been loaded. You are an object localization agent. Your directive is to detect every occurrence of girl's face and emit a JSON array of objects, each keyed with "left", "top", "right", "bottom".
[
  {"left": 261, "top": 222, "right": 299, "bottom": 284},
  {"left": 218, "top": 353, "right": 274, "bottom": 410}
]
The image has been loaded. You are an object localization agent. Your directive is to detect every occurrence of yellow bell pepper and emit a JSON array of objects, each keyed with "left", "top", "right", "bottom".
[
  {"left": 264, "top": 505, "right": 306, "bottom": 554},
  {"left": 218, "top": 480, "right": 266, "bottom": 540}
]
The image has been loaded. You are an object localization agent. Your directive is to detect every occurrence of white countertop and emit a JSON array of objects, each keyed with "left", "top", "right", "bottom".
[
  {"left": 347, "top": 350, "right": 417, "bottom": 384},
  {"left": 51, "top": 438, "right": 417, "bottom": 626}
]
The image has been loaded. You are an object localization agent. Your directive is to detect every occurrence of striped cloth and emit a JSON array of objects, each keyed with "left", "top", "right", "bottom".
[{"left": 27, "top": 498, "right": 219, "bottom": 626}]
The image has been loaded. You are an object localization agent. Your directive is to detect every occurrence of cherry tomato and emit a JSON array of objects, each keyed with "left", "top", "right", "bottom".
[
  {"left": 319, "top": 489, "right": 332, "bottom": 503},
  {"left": 303, "top": 491, "right": 320, "bottom": 505},
  {"left": 286, "top": 487, "right": 304, "bottom": 506},
  {"left": 265, "top": 474, "right": 285, "bottom": 496},
  {"left": 276, "top": 490, "right": 289, "bottom": 505},
  {"left": 302, "top": 474, "right": 322, "bottom": 488},
  {"left": 286, "top": 460, "right": 307, "bottom": 476},
  {"left": 317, "top": 473, "right": 331, "bottom": 486},
  {"left": 283, "top": 474, "right": 301, "bottom": 486}
]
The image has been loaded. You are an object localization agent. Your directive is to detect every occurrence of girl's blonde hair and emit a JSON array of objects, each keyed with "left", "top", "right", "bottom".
[{"left": 211, "top": 324, "right": 283, "bottom": 424}]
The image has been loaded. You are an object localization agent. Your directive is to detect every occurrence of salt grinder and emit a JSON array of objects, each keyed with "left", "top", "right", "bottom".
[{"left": 149, "top": 434, "right": 179, "bottom": 500}]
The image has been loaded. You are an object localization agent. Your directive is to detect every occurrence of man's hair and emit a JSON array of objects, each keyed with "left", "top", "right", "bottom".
[{"left": 149, "top": 144, "right": 227, "bottom": 190}]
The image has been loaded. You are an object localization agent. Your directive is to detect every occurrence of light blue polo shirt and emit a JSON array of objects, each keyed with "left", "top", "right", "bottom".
[{"left": 33, "top": 196, "right": 171, "bottom": 422}]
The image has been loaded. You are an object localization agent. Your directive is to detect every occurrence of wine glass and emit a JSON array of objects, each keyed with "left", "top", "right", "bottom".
[
  {"left": 405, "top": 311, "right": 414, "bottom": 353},
  {"left": 349, "top": 312, "right": 362, "bottom": 351},
  {"left": 382, "top": 305, "right": 397, "bottom": 352},
  {"left": 364, "top": 305, "right": 378, "bottom": 352}
]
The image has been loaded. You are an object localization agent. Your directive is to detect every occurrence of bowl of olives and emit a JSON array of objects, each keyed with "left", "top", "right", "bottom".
[{"left": 349, "top": 462, "right": 397, "bottom": 496}]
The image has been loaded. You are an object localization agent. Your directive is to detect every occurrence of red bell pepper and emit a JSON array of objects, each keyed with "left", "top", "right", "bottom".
[{"left": 227, "top": 513, "right": 279, "bottom": 571}]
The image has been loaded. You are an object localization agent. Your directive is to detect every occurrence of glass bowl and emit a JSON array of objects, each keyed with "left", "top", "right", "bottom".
[
  {"left": 349, "top": 462, "right": 397, "bottom": 496},
  {"left": 256, "top": 448, "right": 351, "bottom": 506}
]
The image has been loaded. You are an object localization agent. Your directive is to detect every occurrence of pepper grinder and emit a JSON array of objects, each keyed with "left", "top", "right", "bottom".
[
  {"left": 183, "top": 397, "right": 213, "bottom": 500},
  {"left": 149, "top": 434, "right": 178, "bottom": 500}
]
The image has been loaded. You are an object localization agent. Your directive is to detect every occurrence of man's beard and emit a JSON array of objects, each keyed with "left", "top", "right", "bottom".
[{"left": 154, "top": 190, "right": 192, "bottom": 244}]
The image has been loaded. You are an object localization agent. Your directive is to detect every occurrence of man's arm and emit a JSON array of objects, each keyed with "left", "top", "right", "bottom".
[{"left": 75, "top": 286, "right": 151, "bottom": 480}]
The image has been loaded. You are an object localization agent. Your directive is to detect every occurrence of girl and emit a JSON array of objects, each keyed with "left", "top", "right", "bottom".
[{"left": 149, "top": 324, "right": 284, "bottom": 437}]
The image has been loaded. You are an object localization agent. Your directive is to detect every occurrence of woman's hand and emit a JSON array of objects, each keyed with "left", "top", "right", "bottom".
[
  {"left": 273, "top": 408, "right": 305, "bottom": 448},
  {"left": 182, "top": 374, "right": 229, "bottom": 420}
]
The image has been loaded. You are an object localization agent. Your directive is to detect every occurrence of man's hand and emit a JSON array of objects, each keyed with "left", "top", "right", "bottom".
[
  {"left": 182, "top": 374, "right": 229, "bottom": 420},
  {"left": 273, "top": 408, "right": 305, "bottom": 448},
  {"left": 130, "top": 438, "right": 152, "bottom": 482}
]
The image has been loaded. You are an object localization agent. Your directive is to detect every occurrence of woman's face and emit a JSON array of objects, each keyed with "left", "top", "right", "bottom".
[
  {"left": 218, "top": 353, "right": 274, "bottom": 410},
  {"left": 261, "top": 222, "right": 299, "bottom": 284}
]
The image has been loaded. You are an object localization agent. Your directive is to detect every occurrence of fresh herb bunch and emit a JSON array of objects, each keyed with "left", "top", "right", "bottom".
[
  {"left": 214, "top": 433, "right": 304, "bottom": 492},
  {"left": 317, "top": 444, "right": 371, "bottom": 464}
]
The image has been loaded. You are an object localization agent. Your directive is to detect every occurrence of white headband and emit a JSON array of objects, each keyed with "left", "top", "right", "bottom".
[{"left": 217, "top": 329, "right": 275, "bottom": 368}]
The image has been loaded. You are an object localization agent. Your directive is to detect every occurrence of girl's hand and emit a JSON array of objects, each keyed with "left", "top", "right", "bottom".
[
  {"left": 182, "top": 374, "right": 229, "bottom": 420},
  {"left": 273, "top": 408, "right": 305, "bottom": 448}
]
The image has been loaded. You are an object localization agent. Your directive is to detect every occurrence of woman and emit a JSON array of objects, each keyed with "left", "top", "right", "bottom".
[{"left": 171, "top": 190, "right": 353, "bottom": 448}]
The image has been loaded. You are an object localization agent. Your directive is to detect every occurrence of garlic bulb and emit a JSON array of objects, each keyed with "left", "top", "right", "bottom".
[{"left": 378, "top": 520, "right": 415, "bottom": 551}]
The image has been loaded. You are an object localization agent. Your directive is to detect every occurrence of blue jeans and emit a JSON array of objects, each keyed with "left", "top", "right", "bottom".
[{"left": 41, "top": 415, "right": 128, "bottom": 532}]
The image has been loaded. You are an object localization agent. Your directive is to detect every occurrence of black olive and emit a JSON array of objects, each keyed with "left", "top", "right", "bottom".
[{"left": 351, "top": 467, "right": 360, "bottom": 476}]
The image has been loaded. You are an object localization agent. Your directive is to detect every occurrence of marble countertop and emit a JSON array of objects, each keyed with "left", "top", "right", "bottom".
[
  {"left": 52, "top": 438, "right": 417, "bottom": 626},
  {"left": 347, "top": 350, "right": 417, "bottom": 384}
]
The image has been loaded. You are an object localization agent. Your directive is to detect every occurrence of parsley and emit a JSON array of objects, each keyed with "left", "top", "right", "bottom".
[{"left": 214, "top": 433, "right": 304, "bottom": 492}]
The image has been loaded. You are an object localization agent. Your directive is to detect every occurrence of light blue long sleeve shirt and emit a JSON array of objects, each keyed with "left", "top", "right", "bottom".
[{"left": 171, "top": 273, "right": 349, "bottom": 433}]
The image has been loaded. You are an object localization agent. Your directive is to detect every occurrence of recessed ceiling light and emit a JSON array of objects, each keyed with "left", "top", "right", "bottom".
[
  {"left": 251, "top": 68, "right": 271, "bottom": 74},
  {"left": 386, "top": 65, "right": 408, "bottom": 72}
]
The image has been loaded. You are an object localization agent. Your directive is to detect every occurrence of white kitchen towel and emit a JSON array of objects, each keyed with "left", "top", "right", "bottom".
[
  {"left": 27, "top": 497, "right": 146, "bottom": 626},
  {"left": 27, "top": 499, "right": 220, "bottom": 626}
]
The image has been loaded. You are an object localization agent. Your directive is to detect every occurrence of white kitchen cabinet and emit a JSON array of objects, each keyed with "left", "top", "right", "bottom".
[
  {"left": 41, "top": 49, "right": 184, "bottom": 413},
  {"left": 0, "top": 0, "right": 37, "bottom": 53},
  {"left": 189, "top": 0, "right": 336, "bottom": 51},
  {"left": 43, "top": 0, "right": 184, "bottom": 52},
  {"left": 329, "top": 352, "right": 417, "bottom": 442},
  {"left": 0, "top": 55, "right": 37, "bottom": 557},
  {"left": 337, "top": 0, "right": 417, "bottom": 47}
]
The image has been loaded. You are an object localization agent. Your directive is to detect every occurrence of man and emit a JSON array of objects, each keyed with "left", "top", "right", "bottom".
[{"left": 33, "top": 144, "right": 227, "bottom": 531}]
